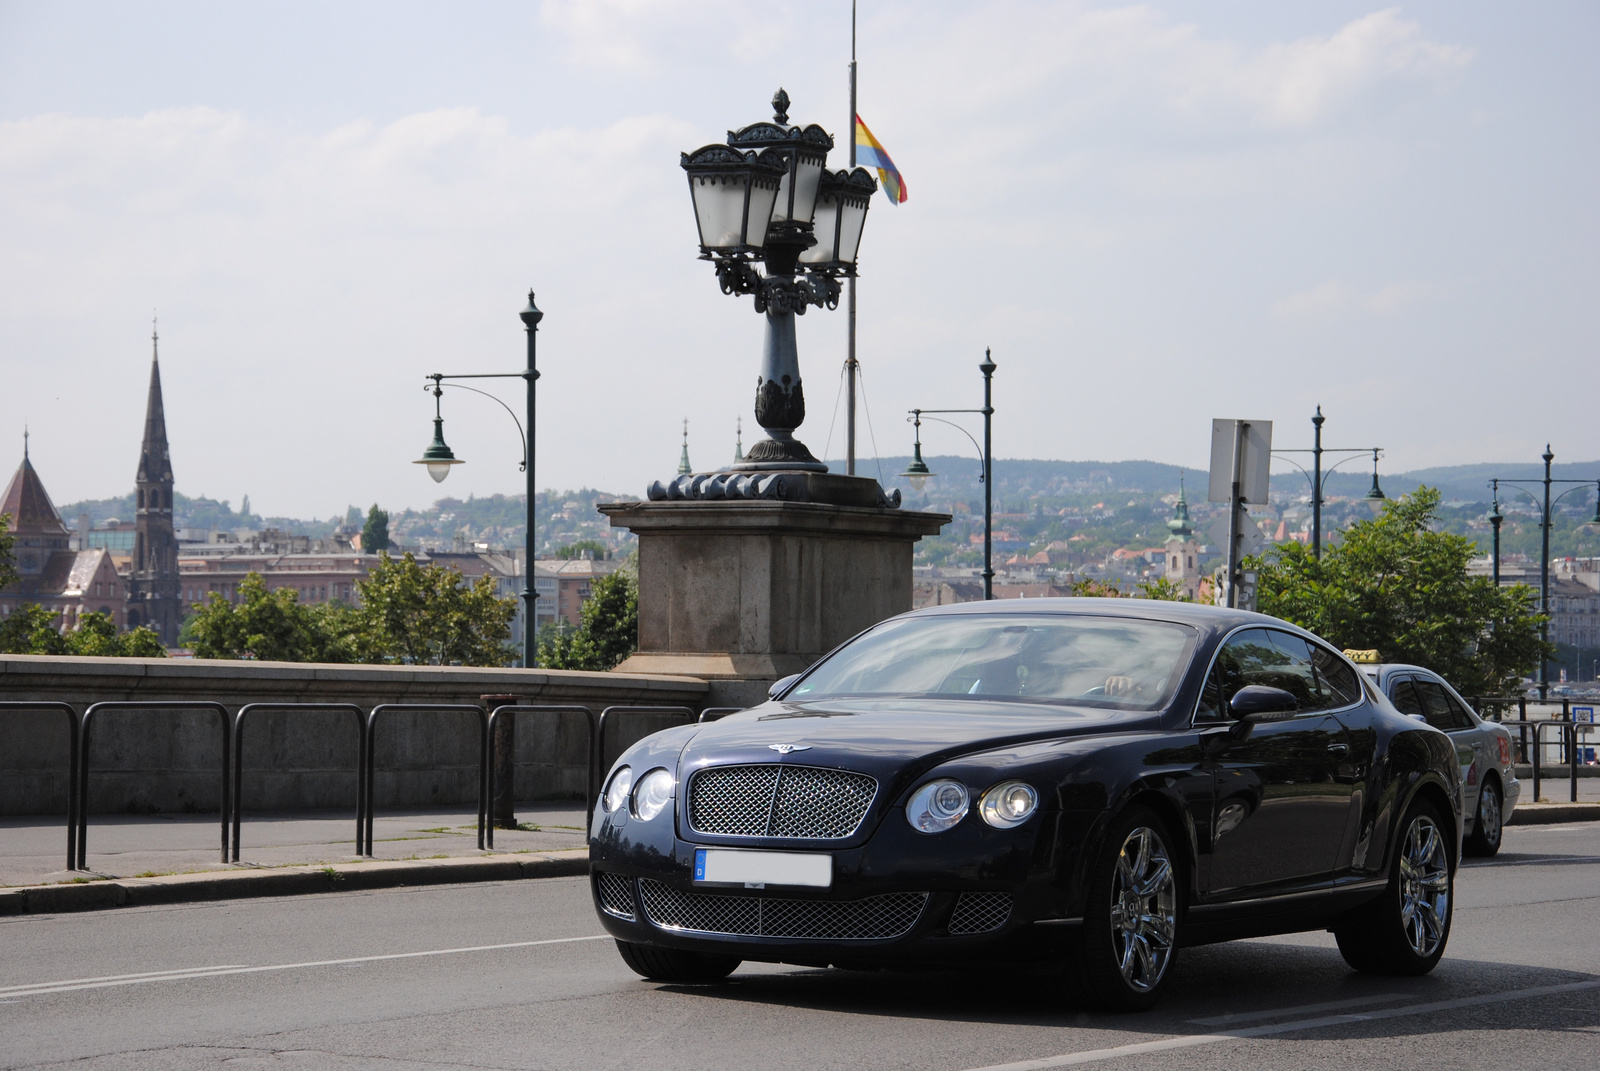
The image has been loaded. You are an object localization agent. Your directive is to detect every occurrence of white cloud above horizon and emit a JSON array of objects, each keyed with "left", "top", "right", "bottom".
[{"left": 0, "top": 1, "right": 1594, "bottom": 520}]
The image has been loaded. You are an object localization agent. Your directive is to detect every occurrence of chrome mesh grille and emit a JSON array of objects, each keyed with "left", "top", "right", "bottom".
[
  {"left": 638, "top": 879, "right": 926, "bottom": 940},
  {"left": 688, "top": 764, "right": 877, "bottom": 839},
  {"left": 596, "top": 872, "right": 635, "bottom": 920},
  {"left": 948, "top": 892, "right": 1013, "bottom": 935}
]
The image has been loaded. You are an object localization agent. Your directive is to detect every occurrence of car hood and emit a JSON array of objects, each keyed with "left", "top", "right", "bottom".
[{"left": 679, "top": 697, "right": 1149, "bottom": 789}]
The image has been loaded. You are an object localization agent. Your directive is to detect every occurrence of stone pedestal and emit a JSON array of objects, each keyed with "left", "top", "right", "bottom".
[{"left": 600, "top": 483, "right": 949, "bottom": 707}]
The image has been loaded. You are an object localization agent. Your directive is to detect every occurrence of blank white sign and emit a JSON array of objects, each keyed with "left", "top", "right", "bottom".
[
  {"left": 1208, "top": 419, "right": 1274, "bottom": 504},
  {"left": 695, "top": 849, "right": 832, "bottom": 888}
]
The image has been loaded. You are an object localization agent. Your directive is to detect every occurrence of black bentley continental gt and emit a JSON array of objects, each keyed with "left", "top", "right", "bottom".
[{"left": 588, "top": 600, "right": 1462, "bottom": 1010}]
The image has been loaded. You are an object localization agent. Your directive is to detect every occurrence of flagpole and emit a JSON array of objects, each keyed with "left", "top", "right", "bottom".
[{"left": 846, "top": 0, "right": 858, "bottom": 476}]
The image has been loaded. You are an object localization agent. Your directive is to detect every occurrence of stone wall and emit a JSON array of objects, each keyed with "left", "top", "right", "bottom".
[{"left": 0, "top": 655, "right": 709, "bottom": 815}]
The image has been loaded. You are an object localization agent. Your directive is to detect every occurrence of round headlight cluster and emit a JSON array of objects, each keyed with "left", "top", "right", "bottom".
[
  {"left": 631, "top": 768, "right": 676, "bottom": 821},
  {"left": 602, "top": 766, "right": 633, "bottom": 814},
  {"left": 906, "top": 778, "right": 1039, "bottom": 833},
  {"left": 906, "top": 779, "right": 970, "bottom": 833},
  {"left": 980, "top": 781, "right": 1039, "bottom": 828}
]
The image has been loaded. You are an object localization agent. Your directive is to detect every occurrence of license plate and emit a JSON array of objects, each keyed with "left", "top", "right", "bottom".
[{"left": 693, "top": 848, "right": 832, "bottom": 888}]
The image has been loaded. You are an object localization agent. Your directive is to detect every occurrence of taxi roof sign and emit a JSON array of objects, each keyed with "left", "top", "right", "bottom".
[{"left": 1344, "top": 649, "right": 1381, "bottom": 664}]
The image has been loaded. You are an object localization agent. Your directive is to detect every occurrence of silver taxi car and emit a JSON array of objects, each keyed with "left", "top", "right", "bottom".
[{"left": 1349, "top": 654, "right": 1519, "bottom": 856}]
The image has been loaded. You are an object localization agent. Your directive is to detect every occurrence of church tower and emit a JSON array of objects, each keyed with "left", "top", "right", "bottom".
[
  {"left": 127, "top": 325, "right": 180, "bottom": 644},
  {"left": 1164, "top": 477, "right": 1202, "bottom": 601}
]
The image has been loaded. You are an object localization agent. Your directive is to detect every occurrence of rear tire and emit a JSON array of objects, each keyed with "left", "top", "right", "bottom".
[
  {"left": 1334, "top": 796, "right": 1453, "bottom": 975},
  {"left": 615, "top": 940, "right": 740, "bottom": 983},
  {"left": 1069, "top": 805, "right": 1181, "bottom": 1012},
  {"left": 1463, "top": 777, "right": 1503, "bottom": 858}
]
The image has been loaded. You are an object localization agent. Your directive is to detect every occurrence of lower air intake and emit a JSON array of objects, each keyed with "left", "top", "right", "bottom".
[
  {"left": 638, "top": 879, "right": 926, "bottom": 941},
  {"left": 948, "top": 892, "right": 1013, "bottom": 934},
  {"left": 596, "top": 872, "right": 635, "bottom": 920}
]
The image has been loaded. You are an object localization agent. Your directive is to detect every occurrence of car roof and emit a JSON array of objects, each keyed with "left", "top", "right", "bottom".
[{"left": 904, "top": 597, "right": 1316, "bottom": 643}]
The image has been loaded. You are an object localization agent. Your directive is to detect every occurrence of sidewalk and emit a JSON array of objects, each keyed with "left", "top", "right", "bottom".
[{"left": 0, "top": 802, "right": 588, "bottom": 889}]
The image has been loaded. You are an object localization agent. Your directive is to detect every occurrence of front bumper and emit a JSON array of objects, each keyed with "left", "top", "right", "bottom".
[{"left": 588, "top": 808, "right": 1091, "bottom": 967}]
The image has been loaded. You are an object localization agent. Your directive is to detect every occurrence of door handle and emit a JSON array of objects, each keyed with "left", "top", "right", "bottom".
[{"left": 1328, "top": 743, "right": 1350, "bottom": 756}]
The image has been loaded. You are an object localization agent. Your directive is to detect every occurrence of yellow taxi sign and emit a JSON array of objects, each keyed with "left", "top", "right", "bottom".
[{"left": 1344, "top": 649, "right": 1381, "bottom": 664}]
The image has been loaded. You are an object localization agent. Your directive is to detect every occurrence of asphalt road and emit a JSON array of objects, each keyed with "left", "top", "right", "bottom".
[{"left": 3, "top": 823, "right": 1598, "bottom": 1071}]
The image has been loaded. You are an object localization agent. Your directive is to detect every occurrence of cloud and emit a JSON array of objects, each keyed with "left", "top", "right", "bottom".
[
  {"left": 539, "top": 0, "right": 795, "bottom": 73},
  {"left": 1271, "top": 278, "right": 1443, "bottom": 319}
]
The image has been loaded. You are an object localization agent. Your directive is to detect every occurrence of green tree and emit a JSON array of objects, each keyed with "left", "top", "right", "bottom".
[
  {"left": 1135, "top": 576, "right": 1191, "bottom": 602},
  {"left": 353, "top": 551, "right": 515, "bottom": 666},
  {"left": 0, "top": 605, "right": 167, "bottom": 657},
  {"left": 1069, "top": 577, "right": 1128, "bottom": 598},
  {"left": 362, "top": 504, "right": 390, "bottom": 553},
  {"left": 538, "top": 569, "right": 638, "bottom": 671},
  {"left": 552, "top": 540, "right": 610, "bottom": 560},
  {"left": 186, "top": 573, "right": 351, "bottom": 662},
  {"left": 1252, "top": 487, "right": 1548, "bottom": 695}
]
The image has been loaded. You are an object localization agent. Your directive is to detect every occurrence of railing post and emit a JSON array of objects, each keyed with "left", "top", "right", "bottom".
[
  {"left": 592, "top": 706, "right": 697, "bottom": 829},
  {"left": 1532, "top": 721, "right": 1542, "bottom": 804},
  {"left": 363, "top": 704, "right": 487, "bottom": 857},
  {"left": 0, "top": 703, "right": 80, "bottom": 870},
  {"left": 484, "top": 705, "right": 595, "bottom": 850},
  {"left": 233, "top": 703, "right": 366, "bottom": 863}
]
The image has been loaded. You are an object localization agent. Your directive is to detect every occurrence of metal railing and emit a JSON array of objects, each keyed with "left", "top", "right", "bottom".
[
  {"left": 484, "top": 704, "right": 594, "bottom": 849},
  {"left": 231, "top": 703, "right": 366, "bottom": 863},
  {"left": 1467, "top": 696, "right": 1594, "bottom": 804},
  {"left": 0, "top": 701, "right": 80, "bottom": 870},
  {"left": 361, "top": 704, "right": 488, "bottom": 856},
  {"left": 76, "top": 701, "right": 232, "bottom": 869},
  {"left": 697, "top": 707, "right": 746, "bottom": 723}
]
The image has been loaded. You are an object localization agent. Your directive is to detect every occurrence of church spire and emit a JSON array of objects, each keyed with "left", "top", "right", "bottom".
[
  {"left": 137, "top": 321, "right": 172, "bottom": 485},
  {"left": 130, "top": 318, "right": 179, "bottom": 646},
  {"left": 677, "top": 418, "right": 692, "bottom": 476},
  {"left": 1166, "top": 473, "right": 1194, "bottom": 540}
]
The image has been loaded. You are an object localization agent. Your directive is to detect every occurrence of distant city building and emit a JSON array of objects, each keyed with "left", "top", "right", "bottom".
[
  {"left": 0, "top": 442, "right": 126, "bottom": 629},
  {"left": 1164, "top": 480, "right": 1203, "bottom": 601}
]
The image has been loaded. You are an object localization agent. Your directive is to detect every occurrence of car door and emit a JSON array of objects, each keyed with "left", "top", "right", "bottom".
[
  {"left": 1199, "top": 628, "right": 1354, "bottom": 897},
  {"left": 1413, "top": 676, "right": 1481, "bottom": 809}
]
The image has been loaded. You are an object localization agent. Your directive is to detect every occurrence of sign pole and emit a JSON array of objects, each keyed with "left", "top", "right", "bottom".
[{"left": 1225, "top": 420, "right": 1247, "bottom": 609}]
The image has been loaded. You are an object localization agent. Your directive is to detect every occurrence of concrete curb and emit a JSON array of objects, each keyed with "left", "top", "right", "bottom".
[
  {"left": 1508, "top": 803, "right": 1600, "bottom": 825},
  {"left": 0, "top": 850, "right": 589, "bottom": 916}
]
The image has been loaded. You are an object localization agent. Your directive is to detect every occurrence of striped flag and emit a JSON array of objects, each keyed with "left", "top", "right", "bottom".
[{"left": 854, "top": 114, "right": 907, "bottom": 205}]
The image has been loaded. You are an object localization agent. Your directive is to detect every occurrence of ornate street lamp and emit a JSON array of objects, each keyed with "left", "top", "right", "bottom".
[
  {"left": 679, "top": 89, "right": 877, "bottom": 473},
  {"left": 901, "top": 411, "right": 932, "bottom": 493},
  {"left": 1364, "top": 449, "right": 1387, "bottom": 513},
  {"left": 1270, "top": 408, "right": 1383, "bottom": 554}
]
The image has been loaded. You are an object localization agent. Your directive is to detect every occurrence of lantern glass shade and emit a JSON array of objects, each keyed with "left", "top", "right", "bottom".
[
  {"left": 682, "top": 145, "right": 784, "bottom": 253},
  {"left": 773, "top": 153, "right": 825, "bottom": 225},
  {"left": 800, "top": 168, "right": 875, "bottom": 269},
  {"left": 427, "top": 461, "right": 454, "bottom": 483}
]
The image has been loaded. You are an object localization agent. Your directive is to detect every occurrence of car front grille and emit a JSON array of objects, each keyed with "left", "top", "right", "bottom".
[
  {"left": 638, "top": 879, "right": 926, "bottom": 941},
  {"left": 947, "top": 892, "right": 1013, "bottom": 935},
  {"left": 688, "top": 764, "right": 878, "bottom": 839},
  {"left": 596, "top": 871, "right": 635, "bottom": 920}
]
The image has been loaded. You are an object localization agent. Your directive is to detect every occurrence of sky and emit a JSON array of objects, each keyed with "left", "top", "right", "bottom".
[{"left": 1, "top": 1, "right": 1595, "bottom": 519}]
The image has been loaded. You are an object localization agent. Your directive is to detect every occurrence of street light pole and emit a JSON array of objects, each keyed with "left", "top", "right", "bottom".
[
  {"left": 1311, "top": 406, "right": 1324, "bottom": 559},
  {"left": 414, "top": 291, "right": 542, "bottom": 669},
  {"left": 900, "top": 351, "right": 998, "bottom": 600},
  {"left": 1489, "top": 480, "right": 1502, "bottom": 587}
]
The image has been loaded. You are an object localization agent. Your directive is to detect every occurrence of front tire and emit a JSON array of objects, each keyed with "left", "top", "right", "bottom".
[
  {"left": 615, "top": 940, "right": 740, "bottom": 983},
  {"left": 1463, "top": 777, "right": 1503, "bottom": 858},
  {"left": 1335, "top": 796, "right": 1453, "bottom": 975},
  {"left": 1071, "top": 805, "right": 1181, "bottom": 1012}
]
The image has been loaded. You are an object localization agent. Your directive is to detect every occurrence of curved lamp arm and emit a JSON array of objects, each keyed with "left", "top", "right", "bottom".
[
  {"left": 912, "top": 413, "right": 986, "bottom": 482},
  {"left": 426, "top": 381, "right": 528, "bottom": 471}
]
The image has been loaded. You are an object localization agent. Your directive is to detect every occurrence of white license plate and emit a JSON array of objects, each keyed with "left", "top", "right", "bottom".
[{"left": 693, "top": 848, "right": 832, "bottom": 888}]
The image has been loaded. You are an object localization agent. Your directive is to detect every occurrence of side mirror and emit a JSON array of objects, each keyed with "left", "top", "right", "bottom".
[
  {"left": 768, "top": 673, "right": 802, "bottom": 700},
  {"left": 1229, "top": 685, "right": 1300, "bottom": 722}
]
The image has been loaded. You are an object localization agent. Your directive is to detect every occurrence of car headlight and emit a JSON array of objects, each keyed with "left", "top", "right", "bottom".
[
  {"left": 602, "top": 766, "right": 632, "bottom": 814},
  {"left": 979, "top": 781, "right": 1038, "bottom": 828},
  {"left": 631, "top": 768, "right": 676, "bottom": 821},
  {"left": 906, "top": 779, "right": 970, "bottom": 833}
]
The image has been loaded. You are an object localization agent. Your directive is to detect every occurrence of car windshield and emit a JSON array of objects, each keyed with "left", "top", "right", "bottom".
[{"left": 788, "top": 614, "right": 1197, "bottom": 710}]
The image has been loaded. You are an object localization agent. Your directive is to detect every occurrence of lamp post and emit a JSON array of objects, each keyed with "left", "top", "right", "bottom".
[
  {"left": 899, "top": 352, "right": 997, "bottom": 599},
  {"left": 414, "top": 290, "right": 542, "bottom": 669},
  {"left": 1488, "top": 482, "right": 1502, "bottom": 587},
  {"left": 678, "top": 90, "right": 876, "bottom": 474},
  {"left": 1487, "top": 445, "right": 1600, "bottom": 700},
  {"left": 1271, "top": 407, "right": 1383, "bottom": 555}
]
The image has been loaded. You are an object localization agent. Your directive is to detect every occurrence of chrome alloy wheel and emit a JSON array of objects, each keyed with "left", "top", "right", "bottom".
[
  {"left": 1108, "top": 826, "right": 1176, "bottom": 992},
  {"left": 1398, "top": 815, "right": 1451, "bottom": 958},
  {"left": 1477, "top": 782, "right": 1501, "bottom": 846}
]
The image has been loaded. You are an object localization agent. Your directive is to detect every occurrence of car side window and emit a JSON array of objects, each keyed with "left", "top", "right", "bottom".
[
  {"left": 1414, "top": 679, "right": 1474, "bottom": 731},
  {"left": 1261, "top": 631, "right": 1328, "bottom": 710},
  {"left": 1309, "top": 643, "right": 1361, "bottom": 708},
  {"left": 1389, "top": 679, "right": 1426, "bottom": 719},
  {"left": 1196, "top": 628, "right": 1316, "bottom": 719}
]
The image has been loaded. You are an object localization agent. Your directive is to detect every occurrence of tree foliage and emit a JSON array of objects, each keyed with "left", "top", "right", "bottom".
[
  {"left": 0, "top": 513, "right": 17, "bottom": 593},
  {"left": 1135, "top": 576, "right": 1192, "bottom": 602},
  {"left": 185, "top": 553, "right": 517, "bottom": 666},
  {"left": 1251, "top": 487, "right": 1548, "bottom": 695},
  {"left": 361, "top": 504, "right": 390, "bottom": 553},
  {"left": 0, "top": 605, "right": 167, "bottom": 657},
  {"left": 538, "top": 569, "right": 638, "bottom": 671}
]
